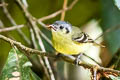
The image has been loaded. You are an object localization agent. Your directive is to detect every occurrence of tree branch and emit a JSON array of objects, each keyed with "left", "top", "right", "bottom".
[
  {"left": 1, "top": 0, "right": 31, "bottom": 45},
  {"left": 36, "top": 26, "right": 52, "bottom": 45},
  {"left": 61, "top": 0, "right": 68, "bottom": 21},
  {"left": 0, "top": 3, "right": 8, "bottom": 7},
  {"left": 0, "top": 25, "right": 24, "bottom": 32},
  {"left": 37, "top": 0, "right": 78, "bottom": 22},
  {"left": 29, "top": 27, "right": 52, "bottom": 80},
  {"left": 15, "top": 0, "right": 55, "bottom": 80},
  {"left": 0, "top": 34, "right": 120, "bottom": 78},
  {"left": 0, "top": 21, "right": 52, "bottom": 46}
]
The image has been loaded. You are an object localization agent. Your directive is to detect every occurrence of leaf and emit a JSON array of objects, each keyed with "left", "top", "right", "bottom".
[
  {"left": 114, "top": 0, "right": 120, "bottom": 10},
  {"left": 100, "top": 0, "right": 120, "bottom": 55},
  {"left": 0, "top": 48, "right": 41, "bottom": 80},
  {"left": 0, "top": 39, "right": 11, "bottom": 74},
  {"left": 109, "top": 75, "right": 120, "bottom": 80}
]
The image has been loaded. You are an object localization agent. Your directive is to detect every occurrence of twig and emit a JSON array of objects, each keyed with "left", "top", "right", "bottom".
[
  {"left": 83, "top": 53, "right": 101, "bottom": 66},
  {"left": 39, "top": 30, "right": 52, "bottom": 45},
  {"left": 92, "top": 66, "right": 98, "bottom": 80},
  {"left": 1, "top": 0, "right": 31, "bottom": 45},
  {"left": 93, "top": 70, "right": 97, "bottom": 80},
  {"left": 61, "top": 0, "right": 68, "bottom": 21},
  {"left": 0, "top": 34, "right": 120, "bottom": 77},
  {"left": 67, "top": 0, "right": 78, "bottom": 10},
  {"left": 38, "top": 10, "right": 62, "bottom": 22},
  {"left": 30, "top": 27, "right": 51, "bottom": 79},
  {"left": 30, "top": 28, "right": 38, "bottom": 49},
  {"left": 36, "top": 27, "right": 52, "bottom": 45},
  {"left": 0, "top": 25, "right": 24, "bottom": 32},
  {"left": 37, "top": 0, "right": 78, "bottom": 22},
  {"left": 95, "top": 24, "right": 120, "bottom": 41},
  {"left": 0, "top": 19, "right": 52, "bottom": 46},
  {"left": 30, "top": 25, "right": 52, "bottom": 46},
  {"left": 16, "top": 0, "right": 55, "bottom": 80},
  {"left": 0, "top": 34, "right": 48, "bottom": 56},
  {"left": 34, "top": 24, "right": 55, "bottom": 80},
  {"left": 0, "top": 20, "right": 5, "bottom": 28},
  {"left": 29, "top": 28, "right": 48, "bottom": 73},
  {"left": 0, "top": 3, "right": 8, "bottom": 7}
]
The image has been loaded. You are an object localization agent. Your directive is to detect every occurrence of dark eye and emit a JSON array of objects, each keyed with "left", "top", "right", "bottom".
[
  {"left": 59, "top": 26, "right": 64, "bottom": 29},
  {"left": 66, "top": 28, "right": 70, "bottom": 34}
]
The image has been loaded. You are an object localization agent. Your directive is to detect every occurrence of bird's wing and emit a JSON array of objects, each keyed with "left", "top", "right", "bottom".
[
  {"left": 71, "top": 26, "right": 105, "bottom": 47},
  {"left": 72, "top": 32, "right": 94, "bottom": 43}
]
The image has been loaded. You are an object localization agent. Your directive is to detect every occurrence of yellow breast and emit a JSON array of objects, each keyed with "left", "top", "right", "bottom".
[{"left": 52, "top": 32, "right": 91, "bottom": 55}]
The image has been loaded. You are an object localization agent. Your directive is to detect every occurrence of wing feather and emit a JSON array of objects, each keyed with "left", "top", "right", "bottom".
[
  {"left": 71, "top": 26, "right": 105, "bottom": 47},
  {"left": 72, "top": 32, "right": 94, "bottom": 43}
]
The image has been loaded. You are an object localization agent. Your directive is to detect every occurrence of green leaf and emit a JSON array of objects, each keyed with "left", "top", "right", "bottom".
[
  {"left": 0, "top": 39, "right": 11, "bottom": 74},
  {"left": 114, "top": 0, "right": 120, "bottom": 10},
  {"left": 0, "top": 48, "right": 41, "bottom": 80},
  {"left": 100, "top": 0, "right": 120, "bottom": 55},
  {"left": 109, "top": 75, "right": 120, "bottom": 80}
]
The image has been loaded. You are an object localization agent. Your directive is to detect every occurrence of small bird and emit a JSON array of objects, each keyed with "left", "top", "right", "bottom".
[{"left": 48, "top": 21, "right": 104, "bottom": 56}]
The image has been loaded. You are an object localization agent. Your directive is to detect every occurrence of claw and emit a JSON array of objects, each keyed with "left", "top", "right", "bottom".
[{"left": 74, "top": 53, "right": 83, "bottom": 65}]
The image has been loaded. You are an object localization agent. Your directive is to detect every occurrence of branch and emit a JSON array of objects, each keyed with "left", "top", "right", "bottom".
[
  {"left": 0, "top": 20, "right": 5, "bottom": 28},
  {"left": 29, "top": 28, "right": 52, "bottom": 80},
  {"left": 16, "top": 0, "right": 55, "bottom": 80},
  {"left": 95, "top": 24, "right": 120, "bottom": 41},
  {"left": 0, "top": 3, "right": 8, "bottom": 7},
  {"left": 37, "top": 0, "right": 78, "bottom": 22},
  {"left": 61, "top": 0, "right": 68, "bottom": 21},
  {"left": 0, "top": 34, "right": 49, "bottom": 56},
  {"left": 1, "top": 0, "right": 31, "bottom": 45},
  {"left": 0, "top": 34, "right": 120, "bottom": 78},
  {"left": 0, "top": 21, "right": 52, "bottom": 46},
  {"left": 36, "top": 26, "right": 52, "bottom": 45},
  {"left": 0, "top": 25, "right": 24, "bottom": 32}
]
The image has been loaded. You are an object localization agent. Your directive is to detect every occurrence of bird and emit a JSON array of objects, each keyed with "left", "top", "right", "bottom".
[{"left": 48, "top": 21, "right": 104, "bottom": 56}]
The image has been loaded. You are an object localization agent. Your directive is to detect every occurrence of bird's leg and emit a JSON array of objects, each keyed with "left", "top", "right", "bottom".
[
  {"left": 54, "top": 53, "right": 62, "bottom": 61},
  {"left": 73, "top": 53, "right": 83, "bottom": 65},
  {"left": 91, "top": 65, "right": 99, "bottom": 80}
]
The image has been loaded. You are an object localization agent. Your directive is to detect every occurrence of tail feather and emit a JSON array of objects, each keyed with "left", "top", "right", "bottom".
[{"left": 94, "top": 42, "right": 105, "bottom": 48}]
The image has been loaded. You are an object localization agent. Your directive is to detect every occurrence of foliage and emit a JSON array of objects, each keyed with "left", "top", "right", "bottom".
[
  {"left": 0, "top": 48, "right": 41, "bottom": 80},
  {"left": 101, "top": 0, "right": 120, "bottom": 55}
]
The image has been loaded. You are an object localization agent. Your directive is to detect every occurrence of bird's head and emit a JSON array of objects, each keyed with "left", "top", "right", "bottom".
[{"left": 48, "top": 21, "right": 72, "bottom": 34}]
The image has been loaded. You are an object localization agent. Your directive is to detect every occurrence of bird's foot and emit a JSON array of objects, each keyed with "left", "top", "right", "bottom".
[
  {"left": 54, "top": 53, "right": 62, "bottom": 61},
  {"left": 91, "top": 65, "right": 99, "bottom": 80},
  {"left": 74, "top": 53, "right": 83, "bottom": 65}
]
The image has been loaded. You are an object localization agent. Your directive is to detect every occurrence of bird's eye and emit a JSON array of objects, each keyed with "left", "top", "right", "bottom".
[{"left": 59, "top": 26, "right": 64, "bottom": 29}]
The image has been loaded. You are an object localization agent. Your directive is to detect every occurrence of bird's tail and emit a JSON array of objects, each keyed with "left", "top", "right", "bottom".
[{"left": 94, "top": 42, "right": 105, "bottom": 48}]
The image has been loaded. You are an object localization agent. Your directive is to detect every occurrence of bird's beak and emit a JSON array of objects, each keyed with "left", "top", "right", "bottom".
[{"left": 47, "top": 24, "right": 57, "bottom": 31}]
